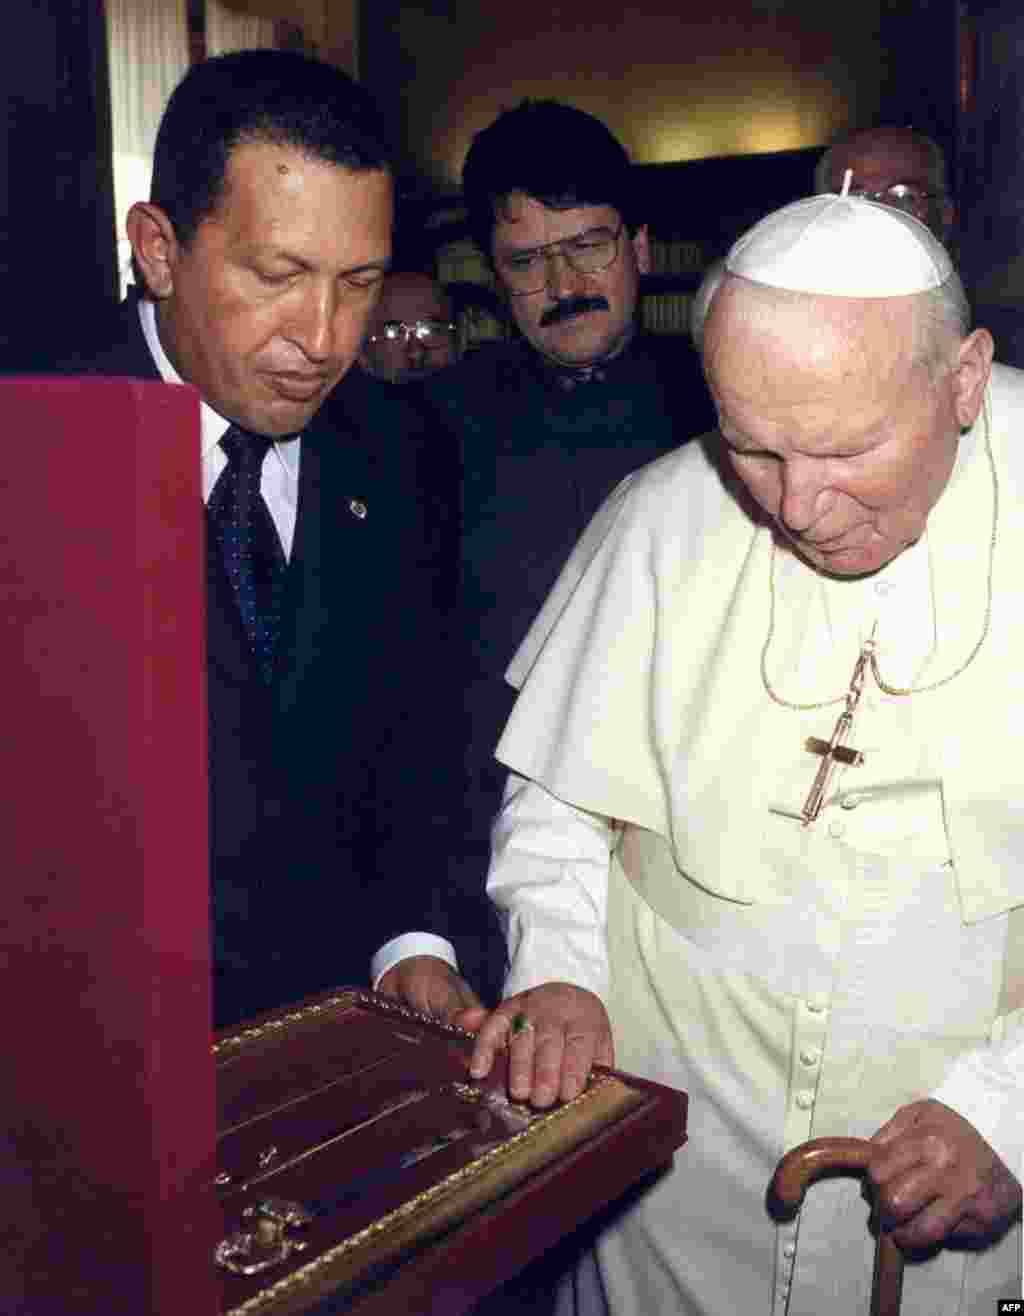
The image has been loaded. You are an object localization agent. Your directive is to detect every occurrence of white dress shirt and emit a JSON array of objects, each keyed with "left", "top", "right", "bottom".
[{"left": 139, "top": 298, "right": 300, "bottom": 553}]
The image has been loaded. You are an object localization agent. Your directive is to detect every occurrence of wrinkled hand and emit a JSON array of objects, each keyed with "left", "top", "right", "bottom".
[
  {"left": 868, "top": 1099, "right": 1022, "bottom": 1252},
  {"left": 377, "top": 955, "right": 482, "bottom": 1023},
  {"left": 459, "top": 983, "right": 614, "bottom": 1109}
]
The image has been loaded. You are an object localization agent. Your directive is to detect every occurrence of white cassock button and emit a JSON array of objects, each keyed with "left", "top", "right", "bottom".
[
  {"left": 783, "top": 1243, "right": 796, "bottom": 1260},
  {"left": 805, "top": 995, "right": 828, "bottom": 1014},
  {"left": 800, "top": 1047, "right": 821, "bottom": 1068},
  {"left": 795, "top": 1090, "right": 815, "bottom": 1110}
]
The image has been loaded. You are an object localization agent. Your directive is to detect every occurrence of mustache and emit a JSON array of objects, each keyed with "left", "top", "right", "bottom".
[{"left": 539, "top": 295, "right": 610, "bottom": 327}]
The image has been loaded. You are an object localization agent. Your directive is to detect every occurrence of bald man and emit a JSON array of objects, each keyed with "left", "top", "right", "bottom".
[
  {"left": 359, "top": 270, "right": 460, "bottom": 384},
  {"left": 464, "top": 194, "right": 1023, "bottom": 1313},
  {"left": 815, "top": 124, "right": 955, "bottom": 244}
]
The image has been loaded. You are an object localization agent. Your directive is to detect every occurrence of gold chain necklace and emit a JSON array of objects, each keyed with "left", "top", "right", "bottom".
[
  {"left": 760, "top": 396, "right": 998, "bottom": 712},
  {"left": 758, "top": 399, "right": 998, "bottom": 824}
]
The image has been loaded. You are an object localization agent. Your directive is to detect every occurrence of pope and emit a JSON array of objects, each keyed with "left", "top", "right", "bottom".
[{"left": 460, "top": 181, "right": 1024, "bottom": 1313}]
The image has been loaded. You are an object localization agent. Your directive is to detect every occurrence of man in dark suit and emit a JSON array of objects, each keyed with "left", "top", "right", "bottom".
[
  {"left": 56, "top": 50, "right": 498, "bottom": 1027},
  {"left": 423, "top": 101, "right": 716, "bottom": 901}
]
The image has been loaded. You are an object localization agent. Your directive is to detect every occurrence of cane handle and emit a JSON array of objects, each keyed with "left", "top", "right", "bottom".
[{"left": 768, "top": 1136, "right": 904, "bottom": 1316}]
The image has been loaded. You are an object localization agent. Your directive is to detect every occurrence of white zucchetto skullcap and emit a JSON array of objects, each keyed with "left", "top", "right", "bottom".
[{"left": 725, "top": 186, "right": 953, "bottom": 297}]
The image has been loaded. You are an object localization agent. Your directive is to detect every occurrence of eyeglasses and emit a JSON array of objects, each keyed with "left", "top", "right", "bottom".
[
  {"left": 848, "top": 183, "right": 945, "bottom": 217},
  {"left": 495, "top": 222, "right": 624, "bottom": 296},
  {"left": 366, "top": 319, "right": 456, "bottom": 349}
]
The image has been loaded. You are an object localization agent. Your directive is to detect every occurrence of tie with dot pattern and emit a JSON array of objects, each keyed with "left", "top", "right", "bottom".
[{"left": 207, "top": 425, "right": 287, "bottom": 683}]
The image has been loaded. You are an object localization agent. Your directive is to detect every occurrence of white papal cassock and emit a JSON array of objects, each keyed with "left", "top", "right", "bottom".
[{"left": 490, "top": 363, "right": 1024, "bottom": 1315}]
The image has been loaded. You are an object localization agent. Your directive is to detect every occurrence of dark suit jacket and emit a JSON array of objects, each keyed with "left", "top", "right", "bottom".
[
  {"left": 422, "top": 332, "right": 716, "bottom": 879},
  {"left": 54, "top": 298, "right": 502, "bottom": 1023}
]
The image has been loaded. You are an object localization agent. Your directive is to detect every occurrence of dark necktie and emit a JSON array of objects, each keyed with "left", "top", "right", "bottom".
[
  {"left": 552, "top": 363, "right": 607, "bottom": 390},
  {"left": 207, "top": 425, "right": 287, "bottom": 683}
]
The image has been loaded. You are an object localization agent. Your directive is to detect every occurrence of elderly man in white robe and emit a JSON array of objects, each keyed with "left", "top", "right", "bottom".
[{"left": 458, "top": 184, "right": 1024, "bottom": 1314}]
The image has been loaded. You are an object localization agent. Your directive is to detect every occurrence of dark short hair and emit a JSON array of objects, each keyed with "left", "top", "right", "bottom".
[
  {"left": 461, "top": 100, "right": 637, "bottom": 259},
  {"left": 151, "top": 49, "right": 393, "bottom": 249}
]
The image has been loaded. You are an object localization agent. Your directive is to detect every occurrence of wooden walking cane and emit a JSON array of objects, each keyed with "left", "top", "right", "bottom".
[{"left": 768, "top": 1137, "right": 905, "bottom": 1316}]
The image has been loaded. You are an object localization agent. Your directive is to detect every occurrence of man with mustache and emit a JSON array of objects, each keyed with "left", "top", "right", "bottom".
[
  {"left": 424, "top": 101, "right": 713, "bottom": 908},
  {"left": 54, "top": 50, "right": 498, "bottom": 1027},
  {"left": 465, "top": 190, "right": 1024, "bottom": 1312}
]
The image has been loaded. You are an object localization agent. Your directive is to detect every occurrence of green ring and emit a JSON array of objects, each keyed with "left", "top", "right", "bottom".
[{"left": 510, "top": 1012, "right": 530, "bottom": 1035}]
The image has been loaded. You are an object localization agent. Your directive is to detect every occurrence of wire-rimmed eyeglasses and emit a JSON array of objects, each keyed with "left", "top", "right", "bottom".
[
  {"left": 495, "top": 222, "right": 624, "bottom": 296},
  {"left": 848, "top": 182, "right": 945, "bottom": 219},
  {"left": 366, "top": 319, "right": 456, "bottom": 349}
]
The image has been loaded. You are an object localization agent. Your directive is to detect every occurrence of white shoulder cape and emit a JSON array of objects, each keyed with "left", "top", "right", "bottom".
[{"left": 499, "top": 363, "right": 1024, "bottom": 923}]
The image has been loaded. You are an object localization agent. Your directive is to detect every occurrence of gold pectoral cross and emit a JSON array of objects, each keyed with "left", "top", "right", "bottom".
[{"left": 800, "top": 638, "right": 873, "bottom": 825}]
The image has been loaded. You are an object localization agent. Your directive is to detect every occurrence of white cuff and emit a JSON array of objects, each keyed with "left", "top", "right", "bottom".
[
  {"left": 488, "top": 774, "right": 613, "bottom": 1002},
  {"left": 931, "top": 1042, "right": 1024, "bottom": 1178},
  {"left": 371, "top": 932, "right": 458, "bottom": 990}
]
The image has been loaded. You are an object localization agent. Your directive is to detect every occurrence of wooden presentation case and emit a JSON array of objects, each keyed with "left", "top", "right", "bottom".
[
  {"left": 0, "top": 377, "right": 217, "bottom": 1316},
  {"left": 213, "top": 989, "right": 687, "bottom": 1315},
  {"left": 0, "top": 378, "right": 688, "bottom": 1314}
]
